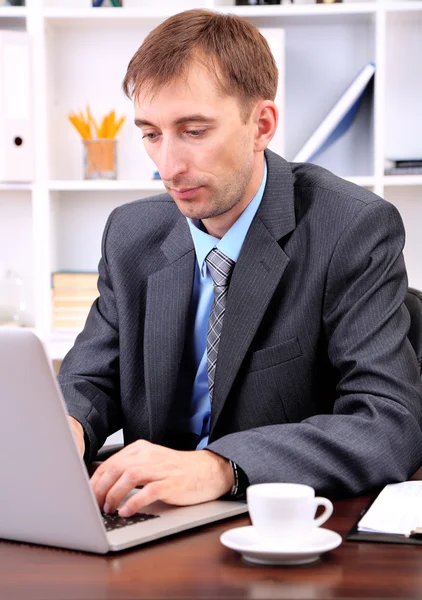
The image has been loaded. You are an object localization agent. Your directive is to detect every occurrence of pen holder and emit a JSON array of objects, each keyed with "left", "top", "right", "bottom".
[{"left": 83, "top": 139, "right": 117, "bottom": 180}]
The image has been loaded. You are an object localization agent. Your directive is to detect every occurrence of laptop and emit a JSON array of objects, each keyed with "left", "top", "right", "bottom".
[{"left": 0, "top": 328, "right": 248, "bottom": 554}]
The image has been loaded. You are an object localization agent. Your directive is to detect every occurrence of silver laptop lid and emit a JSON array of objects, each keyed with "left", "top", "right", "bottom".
[
  {"left": 0, "top": 328, "right": 109, "bottom": 553},
  {"left": 0, "top": 329, "right": 248, "bottom": 554}
]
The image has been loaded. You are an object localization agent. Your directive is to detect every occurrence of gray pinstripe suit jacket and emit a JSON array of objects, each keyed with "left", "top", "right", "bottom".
[{"left": 58, "top": 149, "right": 422, "bottom": 497}]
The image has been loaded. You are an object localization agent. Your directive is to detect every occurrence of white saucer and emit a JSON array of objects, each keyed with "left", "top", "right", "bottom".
[{"left": 220, "top": 526, "right": 342, "bottom": 566}]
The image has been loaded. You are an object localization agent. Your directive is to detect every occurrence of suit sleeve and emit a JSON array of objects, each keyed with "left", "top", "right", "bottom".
[
  {"left": 57, "top": 209, "right": 122, "bottom": 462},
  {"left": 207, "top": 199, "right": 422, "bottom": 496}
]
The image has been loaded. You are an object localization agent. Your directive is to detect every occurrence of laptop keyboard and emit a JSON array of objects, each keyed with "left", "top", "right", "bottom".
[{"left": 102, "top": 511, "right": 160, "bottom": 532}]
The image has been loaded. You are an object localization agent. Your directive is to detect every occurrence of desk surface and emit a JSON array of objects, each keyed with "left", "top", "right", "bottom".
[{"left": 2, "top": 473, "right": 422, "bottom": 600}]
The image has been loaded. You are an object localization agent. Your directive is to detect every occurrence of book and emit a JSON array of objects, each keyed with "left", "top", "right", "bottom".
[
  {"left": 51, "top": 271, "right": 98, "bottom": 330},
  {"left": 384, "top": 158, "right": 422, "bottom": 176},
  {"left": 52, "top": 300, "right": 95, "bottom": 310},
  {"left": 52, "top": 289, "right": 99, "bottom": 301},
  {"left": 51, "top": 271, "right": 98, "bottom": 291},
  {"left": 346, "top": 481, "right": 422, "bottom": 546},
  {"left": 392, "top": 159, "right": 422, "bottom": 169},
  {"left": 52, "top": 318, "right": 88, "bottom": 330},
  {"left": 292, "top": 62, "right": 376, "bottom": 163},
  {"left": 385, "top": 167, "right": 422, "bottom": 176},
  {"left": 53, "top": 308, "right": 93, "bottom": 318}
]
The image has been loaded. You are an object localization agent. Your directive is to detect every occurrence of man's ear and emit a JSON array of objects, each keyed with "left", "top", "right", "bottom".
[{"left": 253, "top": 100, "right": 278, "bottom": 152}]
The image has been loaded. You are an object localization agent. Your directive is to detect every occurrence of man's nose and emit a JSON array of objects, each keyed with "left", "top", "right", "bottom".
[{"left": 158, "top": 139, "right": 187, "bottom": 182}]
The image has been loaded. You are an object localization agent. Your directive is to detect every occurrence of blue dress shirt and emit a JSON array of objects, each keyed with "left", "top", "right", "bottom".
[{"left": 171, "top": 161, "right": 267, "bottom": 450}]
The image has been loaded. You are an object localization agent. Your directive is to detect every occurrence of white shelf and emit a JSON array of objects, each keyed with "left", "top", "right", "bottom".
[
  {"left": 46, "top": 331, "right": 79, "bottom": 361},
  {"left": 343, "top": 176, "right": 375, "bottom": 188},
  {"left": 39, "top": 0, "right": 422, "bottom": 26},
  {"left": 0, "top": 183, "right": 32, "bottom": 191},
  {"left": 28, "top": 328, "right": 79, "bottom": 361},
  {"left": 47, "top": 177, "right": 376, "bottom": 192},
  {"left": 0, "top": 6, "right": 27, "bottom": 19},
  {"left": 385, "top": 1, "right": 422, "bottom": 12},
  {"left": 10, "top": 328, "right": 74, "bottom": 361},
  {"left": 384, "top": 175, "right": 422, "bottom": 187},
  {"left": 43, "top": 6, "right": 199, "bottom": 25},
  {"left": 216, "top": 3, "right": 377, "bottom": 17},
  {"left": 48, "top": 180, "right": 165, "bottom": 192},
  {"left": 42, "top": 3, "right": 379, "bottom": 25}
]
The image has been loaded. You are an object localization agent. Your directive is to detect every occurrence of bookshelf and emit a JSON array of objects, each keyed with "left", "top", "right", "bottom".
[
  {"left": 1, "top": 0, "right": 422, "bottom": 359},
  {"left": 0, "top": 6, "right": 27, "bottom": 19},
  {"left": 47, "top": 179, "right": 165, "bottom": 191}
]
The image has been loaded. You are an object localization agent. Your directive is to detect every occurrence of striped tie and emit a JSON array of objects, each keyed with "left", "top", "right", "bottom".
[{"left": 205, "top": 248, "right": 235, "bottom": 401}]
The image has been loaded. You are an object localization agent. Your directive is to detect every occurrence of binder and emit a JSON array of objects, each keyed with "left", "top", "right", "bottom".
[
  {"left": 292, "top": 62, "right": 375, "bottom": 164},
  {"left": 0, "top": 31, "right": 34, "bottom": 182}
]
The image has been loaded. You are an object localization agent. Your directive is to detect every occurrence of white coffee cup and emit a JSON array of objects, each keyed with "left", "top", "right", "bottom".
[{"left": 247, "top": 483, "right": 333, "bottom": 549}]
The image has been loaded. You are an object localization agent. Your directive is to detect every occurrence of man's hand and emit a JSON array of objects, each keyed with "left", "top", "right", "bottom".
[
  {"left": 90, "top": 440, "right": 234, "bottom": 517},
  {"left": 68, "top": 416, "right": 85, "bottom": 457}
]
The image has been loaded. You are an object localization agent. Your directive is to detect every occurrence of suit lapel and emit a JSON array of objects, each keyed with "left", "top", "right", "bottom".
[
  {"left": 144, "top": 216, "right": 195, "bottom": 443},
  {"left": 210, "top": 150, "right": 297, "bottom": 434}
]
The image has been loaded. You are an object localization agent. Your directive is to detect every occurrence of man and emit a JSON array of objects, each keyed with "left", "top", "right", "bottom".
[{"left": 59, "top": 9, "right": 422, "bottom": 519}]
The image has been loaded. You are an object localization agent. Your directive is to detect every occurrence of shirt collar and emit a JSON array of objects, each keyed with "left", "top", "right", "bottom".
[{"left": 187, "top": 159, "right": 267, "bottom": 273}]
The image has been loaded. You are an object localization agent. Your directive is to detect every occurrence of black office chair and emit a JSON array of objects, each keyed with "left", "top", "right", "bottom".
[
  {"left": 95, "top": 288, "right": 422, "bottom": 461},
  {"left": 405, "top": 287, "right": 422, "bottom": 375}
]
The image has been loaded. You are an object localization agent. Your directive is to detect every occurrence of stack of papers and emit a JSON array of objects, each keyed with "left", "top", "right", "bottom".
[{"left": 358, "top": 482, "right": 422, "bottom": 536}]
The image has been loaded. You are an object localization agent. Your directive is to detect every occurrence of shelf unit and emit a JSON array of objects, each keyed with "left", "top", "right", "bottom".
[
  {"left": 47, "top": 179, "right": 165, "bottom": 191},
  {"left": 1, "top": 0, "right": 422, "bottom": 359},
  {"left": 0, "top": 6, "right": 27, "bottom": 19}
]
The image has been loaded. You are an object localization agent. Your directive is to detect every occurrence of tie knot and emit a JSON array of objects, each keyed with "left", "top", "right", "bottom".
[{"left": 205, "top": 248, "right": 235, "bottom": 288}]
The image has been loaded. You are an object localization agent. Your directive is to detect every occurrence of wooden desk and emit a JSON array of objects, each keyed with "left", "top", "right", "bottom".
[{"left": 1, "top": 475, "right": 422, "bottom": 600}]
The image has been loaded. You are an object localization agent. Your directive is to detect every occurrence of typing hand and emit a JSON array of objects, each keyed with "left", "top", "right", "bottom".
[
  {"left": 89, "top": 440, "right": 233, "bottom": 517},
  {"left": 68, "top": 416, "right": 85, "bottom": 457}
]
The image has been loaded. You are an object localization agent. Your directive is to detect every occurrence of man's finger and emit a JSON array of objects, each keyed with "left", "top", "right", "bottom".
[
  {"left": 90, "top": 462, "right": 108, "bottom": 488},
  {"left": 90, "top": 440, "right": 150, "bottom": 489},
  {"left": 90, "top": 448, "right": 127, "bottom": 488},
  {"left": 102, "top": 465, "right": 147, "bottom": 514},
  {"left": 91, "top": 465, "right": 125, "bottom": 510},
  {"left": 118, "top": 481, "right": 164, "bottom": 517}
]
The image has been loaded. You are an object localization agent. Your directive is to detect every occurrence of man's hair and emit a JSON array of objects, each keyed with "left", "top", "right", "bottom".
[{"left": 122, "top": 9, "right": 278, "bottom": 119}]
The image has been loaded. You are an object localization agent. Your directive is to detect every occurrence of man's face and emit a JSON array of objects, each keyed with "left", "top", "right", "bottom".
[{"left": 134, "top": 62, "right": 261, "bottom": 228}]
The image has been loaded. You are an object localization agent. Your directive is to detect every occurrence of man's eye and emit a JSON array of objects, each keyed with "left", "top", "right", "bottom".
[
  {"left": 187, "top": 130, "right": 205, "bottom": 137},
  {"left": 142, "top": 133, "right": 158, "bottom": 140}
]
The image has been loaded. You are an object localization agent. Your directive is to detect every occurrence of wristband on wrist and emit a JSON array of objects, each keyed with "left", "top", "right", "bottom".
[
  {"left": 229, "top": 460, "right": 239, "bottom": 497},
  {"left": 228, "top": 460, "right": 248, "bottom": 499}
]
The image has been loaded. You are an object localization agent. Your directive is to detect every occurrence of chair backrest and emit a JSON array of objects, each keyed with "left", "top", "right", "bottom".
[{"left": 405, "top": 288, "right": 422, "bottom": 375}]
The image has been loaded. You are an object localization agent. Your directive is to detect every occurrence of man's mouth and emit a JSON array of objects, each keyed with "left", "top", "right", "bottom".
[{"left": 170, "top": 186, "right": 202, "bottom": 200}]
